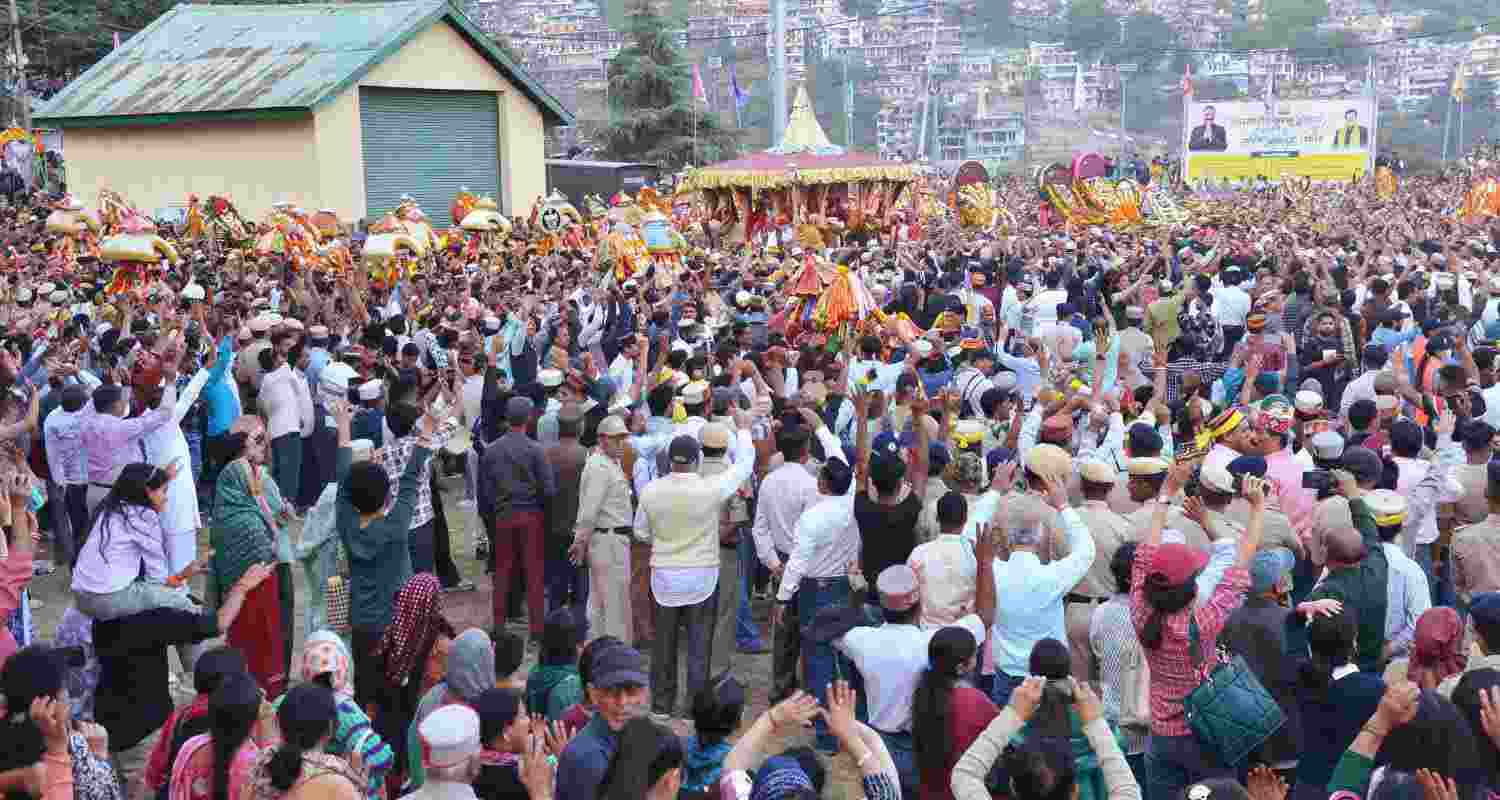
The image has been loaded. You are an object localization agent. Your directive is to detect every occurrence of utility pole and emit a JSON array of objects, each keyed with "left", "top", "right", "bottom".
[
  {"left": 844, "top": 55, "right": 854, "bottom": 148},
  {"left": 9, "top": 0, "right": 27, "bottom": 129},
  {"left": 771, "top": 0, "right": 786, "bottom": 146}
]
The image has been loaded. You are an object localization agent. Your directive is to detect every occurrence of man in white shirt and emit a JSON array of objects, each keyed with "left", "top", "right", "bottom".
[
  {"left": 1028, "top": 275, "right": 1069, "bottom": 328},
  {"left": 835, "top": 548, "right": 994, "bottom": 797},
  {"left": 1388, "top": 419, "right": 1462, "bottom": 598},
  {"left": 1210, "top": 268, "right": 1252, "bottom": 358},
  {"left": 44, "top": 384, "right": 92, "bottom": 568},
  {"left": 257, "top": 331, "right": 307, "bottom": 504},
  {"left": 773, "top": 443, "right": 854, "bottom": 751},
  {"left": 989, "top": 445, "right": 1097, "bottom": 706},
  {"left": 1366, "top": 489, "right": 1432, "bottom": 662}
]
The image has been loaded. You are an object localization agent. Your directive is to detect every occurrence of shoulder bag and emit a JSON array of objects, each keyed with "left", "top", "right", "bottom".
[{"left": 1183, "top": 613, "right": 1285, "bottom": 766}]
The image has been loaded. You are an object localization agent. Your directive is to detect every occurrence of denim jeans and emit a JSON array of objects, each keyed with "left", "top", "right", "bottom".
[
  {"left": 798, "top": 575, "right": 852, "bottom": 751},
  {"left": 74, "top": 581, "right": 199, "bottom": 621},
  {"left": 877, "top": 730, "right": 917, "bottom": 800},
  {"left": 723, "top": 532, "right": 764, "bottom": 651},
  {"left": 1417, "top": 545, "right": 1455, "bottom": 609},
  {"left": 990, "top": 671, "right": 1026, "bottom": 708},
  {"left": 1146, "top": 733, "right": 1232, "bottom": 800},
  {"left": 652, "top": 585, "right": 720, "bottom": 715}
]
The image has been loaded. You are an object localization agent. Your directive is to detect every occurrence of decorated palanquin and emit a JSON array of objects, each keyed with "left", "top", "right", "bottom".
[
  {"left": 253, "top": 202, "right": 321, "bottom": 271},
  {"left": 99, "top": 206, "right": 180, "bottom": 294},
  {"left": 528, "top": 190, "right": 584, "bottom": 257},
  {"left": 1376, "top": 166, "right": 1398, "bottom": 201},
  {"left": 679, "top": 84, "right": 914, "bottom": 247},
  {"left": 1459, "top": 176, "right": 1500, "bottom": 222},
  {"left": 44, "top": 194, "right": 101, "bottom": 269},
  {"left": 595, "top": 192, "right": 648, "bottom": 286},
  {"left": 185, "top": 194, "right": 252, "bottom": 254},
  {"left": 450, "top": 188, "right": 512, "bottom": 261}
]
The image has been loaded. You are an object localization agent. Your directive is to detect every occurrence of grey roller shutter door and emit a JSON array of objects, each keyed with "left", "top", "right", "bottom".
[{"left": 360, "top": 87, "right": 501, "bottom": 222}]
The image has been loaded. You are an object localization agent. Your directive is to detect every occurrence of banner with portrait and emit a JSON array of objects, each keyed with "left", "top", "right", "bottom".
[{"left": 1182, "top": 98, "right": 1376, "bottom": 182}]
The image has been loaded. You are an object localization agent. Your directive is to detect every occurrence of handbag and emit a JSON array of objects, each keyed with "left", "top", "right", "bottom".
[{"left": 1182, "top": 614, "right": 1285, "bottom": 766}]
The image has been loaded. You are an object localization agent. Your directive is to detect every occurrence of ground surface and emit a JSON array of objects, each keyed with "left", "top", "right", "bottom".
[{"left": 26, "top": 474, "right": 862, "bottom": 800}]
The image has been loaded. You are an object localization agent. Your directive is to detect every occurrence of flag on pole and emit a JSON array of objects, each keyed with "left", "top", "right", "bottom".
[
  {"left": 1453, "top": 69, "right": 1467, "bottom": 103},
  {"left": 113, "top": 31, "right": 121, "bottom": 49},
  {"left": 1181, "top": 63, "right": 1194, "bottom": 99},
  {"left": 1073, "top": 62, "right": 1085, "bottom": 112},
  {"left": 731, "top": 64, "right": 749, "bottom": 110},
  {"left": 692, "top": 64, "right": 707, "bottom": 104}
]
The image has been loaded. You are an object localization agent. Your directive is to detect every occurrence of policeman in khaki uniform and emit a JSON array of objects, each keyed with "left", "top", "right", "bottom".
[{"left": 1067, "top": 460, "right": 1133, "bottom": 683}]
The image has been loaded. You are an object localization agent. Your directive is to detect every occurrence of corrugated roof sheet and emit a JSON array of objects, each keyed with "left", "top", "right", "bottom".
[{"left": 38, "top": 0, "right": 571, "bottom": 125}]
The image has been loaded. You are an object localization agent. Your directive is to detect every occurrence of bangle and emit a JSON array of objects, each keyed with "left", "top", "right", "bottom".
[{"left": 1361, "top": 724, "right": 1389, "bottom": 738}]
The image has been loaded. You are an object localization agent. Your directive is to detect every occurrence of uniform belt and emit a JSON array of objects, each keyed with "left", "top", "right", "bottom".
[
  {"left": 89, "top": 482, "right": 112, "bottom": 489},
  {"left": 1065, "top": 593, "right": 1106, "bottom": 605},
  {"left": 596, "top": 527, "right": 632, "bottom": 536}
]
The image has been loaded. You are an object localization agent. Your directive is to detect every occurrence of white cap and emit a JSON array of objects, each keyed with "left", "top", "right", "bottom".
[
  {"left": 1294, "top": 390, "right": 1323, "bottom": 414},
  {"left": 911, "top": 339, "right": 933, "bottom": 357},
  {"left": 321, "top": 362, "right": 358, "bottom": 393},
  {"left": 418, "top": 704, "right": 481, "bottom": 769},
  {"left": 1200, "top": 461, "right": 1235, "bottom": 494},
  {"left": 48, "top": 290, "right": 69, "bottom": 304},
  {"left": 349, "top": 439, "right": 375, "bottom": 463},
  {"left": 357, "top": 379, "right": 383, "bottom": 401},
  {"left": 538, "top": 368, "right": 564, "bottom": 388},
  {"left": 182, "top": 282, "right": 206, "bottom": 302},
  {"left": 682, "top": 380, "right": 709, "bottom": 405}
]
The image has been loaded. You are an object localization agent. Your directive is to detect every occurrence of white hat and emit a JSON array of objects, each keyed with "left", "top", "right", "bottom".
[
  {"left": 1200, "top": 461, "right": 1235, "bottom": 494},
  {"left": 418, "top": 704, "right": 481, "bottom": 769},
  {"left": 608, "top": 392, "right": 633, "bottom": 415},
  {"left": 1294, "top": 390, "right": 1323, "bottom": 414},
  {"left": 48, "top": 290, "right": 69, "bottom": 304},
  {"left": 735, "top": 290, "right": 752, "bottom": 306},
  {"left": 1079, "top": 460, "right": 1115, "bottom": 484},
  {"left": 538, "top": 368, "right": 564, "bottom": 388},
  {"left": 911, "top": 339, "right": 933, "bottom": 357},
  {"left": 15, "top": 287, "right": 32, "bottom": 303},
  {"left": 681, "top": 380, "right": 709, "bottom": 405},
  {"left": 598, "top": 414, "right": 629, "bottom": 437},
  {"left": 349, "top": 439, "right": 375, "bottom": 463},
  {"left": 357, "top": 379, "right": 383, "bottom": 401},
  {"left": 182, "top": 282, "right": 206, "bottom": 302},
  {"left": 321, "top": 362, "right": 358, "bottom": 393}
]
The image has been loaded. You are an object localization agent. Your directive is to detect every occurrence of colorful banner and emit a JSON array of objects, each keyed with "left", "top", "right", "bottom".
[{"left": 1182, "top": 98, "right": 1375, "bottom": 182}]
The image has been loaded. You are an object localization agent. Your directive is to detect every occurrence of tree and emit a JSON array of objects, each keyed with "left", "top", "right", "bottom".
[
  {"left": 598, "top": 0, "right": 739, "bottom": 169},
  {"left": 805, "top": 56, "right": 882, "bottom": 149},
  {"left": 1063, "top": 0, "right": 1123, "bottom": 63}
]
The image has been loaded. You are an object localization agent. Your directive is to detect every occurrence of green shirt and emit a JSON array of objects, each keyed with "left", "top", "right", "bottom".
[
  {"left": 336, "top": 444, "right": 432, "bottom": 631},
  {"left": 1308, "top": 497, "right": 1389, "bottom": 671}
]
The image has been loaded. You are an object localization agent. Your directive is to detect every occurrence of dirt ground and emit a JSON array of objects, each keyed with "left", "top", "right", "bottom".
[{"left": 24, "top": 474, "right": 865, "bottom": 800}]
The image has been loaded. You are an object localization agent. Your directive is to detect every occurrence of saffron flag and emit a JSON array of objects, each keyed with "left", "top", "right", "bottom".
[{"left": 692, "top": 64, "right": 707, "bottom": 104}]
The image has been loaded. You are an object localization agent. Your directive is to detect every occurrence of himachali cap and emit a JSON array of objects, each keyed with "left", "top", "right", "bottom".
[
  {"left": 597, "top": 415, "right": 628, "bottom": 437},
  {"left": 682, "top": 381, "right": 710, "bottom": 405},
  {"left": 700, "top": 422, "right": 731, "bottom": 449},
  {"left": 357, "top": 380, "right": 383, "bottom": 401},
  {"left": 1126, "top": 456, "right": 1168, "bottom": 477},
  {"left": 876, "top": 565, "right": 920, "bottom": 612},
  {"left": 1308, "top": 430, "right": 1345, "bottom": 462},
  {"left": 1294, "top": 390, "right": 1324, "bottom": 415},
  {"left": 1078, "top": 460, "right": 1115, "bottom": 485},
  {"left": 419, "top": 704, "right": 481, "bottom": 769},
  {"left": 1365, "top": 489, "right": 1408, "bottom": 527},
  {"left": 1199, "top": 461, "right": 1235, "bottom": 494},
  {"left": 1025, "top": 443, "right": 1072, "bottom": 484},
  {"left": 538, "top": 369, "right": 564, "bottom": 388}
]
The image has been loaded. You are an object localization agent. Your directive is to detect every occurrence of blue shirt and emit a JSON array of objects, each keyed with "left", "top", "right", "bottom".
[
  {"left": 202, "top": 336, "right": 240, "bottom": 437},
  {"left": 557, "top": 714, "right": 619, "bottom": 800}
]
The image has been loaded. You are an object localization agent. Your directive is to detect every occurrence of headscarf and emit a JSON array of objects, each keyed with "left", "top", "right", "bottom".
[
  {"left": 372, "top": 574, "right": 453, "bottom": 686},
  {"left": 1408, "top": 607, "right": 1466, "bottom": 690},
  {"left": 210, "top": 459, "right": 283, "bottom": 595},
  {"left": 300, "top": 630, "right": 355, "bottom": 698},
  {"left": 441, "top": 629, "right": 496, "bottom": 704}
]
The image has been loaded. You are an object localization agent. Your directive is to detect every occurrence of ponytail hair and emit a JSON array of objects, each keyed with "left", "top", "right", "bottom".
[
  {"left": 269, "top": 684, "right": 338, "bottom": 792},
  {"left": 208, "top": 673, "right": 261, "bottom": 800},
  {"left": 913, "top": 626, "right": 978, "bottom": 783},
  {"left": 1298, "top": 609, "right": 1358, "bottom": 695},
  {"left": 1140, "top": 574, "right": 1196, "bottom": 650},
  {"left": 600, "top": 718, "right": 684, "bottom": 800}
]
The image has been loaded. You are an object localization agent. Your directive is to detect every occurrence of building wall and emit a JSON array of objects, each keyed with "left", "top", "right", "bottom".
[
  {"left": 320, "top": 19, "right": 548, "bottom": 219},
  {"left": 60, "top": 117, "right": 318, "bottom": 222}
]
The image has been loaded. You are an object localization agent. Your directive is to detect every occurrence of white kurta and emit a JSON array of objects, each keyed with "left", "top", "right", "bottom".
[{"left": 144, "top": 368, "right": 212, "bottom": 572}]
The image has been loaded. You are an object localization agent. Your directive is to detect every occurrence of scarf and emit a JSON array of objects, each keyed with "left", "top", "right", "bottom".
[
  {"left": 300, "top": 630, "right": 355, "bottom": 698},
  {"left": 211, "top": 459, "right": 282, "bottom": 595},
  {"left": 372, "top": 574, "right": 453, "bottom": 686},
  {"left": 1409, "top": 607, "right": 1465, "bottom": 689}
]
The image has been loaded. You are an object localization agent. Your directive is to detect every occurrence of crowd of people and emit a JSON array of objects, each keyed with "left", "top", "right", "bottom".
[{"left": 2, "top": 169, "right": 1500, "bottom": 800}]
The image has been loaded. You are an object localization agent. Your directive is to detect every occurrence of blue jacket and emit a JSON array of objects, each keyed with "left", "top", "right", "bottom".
[
  {"left": 557, "top": 715, "right": 618, "bottom": 800},
  {"left": 203, "top": 336, "right": 240, "bottom": 437}
]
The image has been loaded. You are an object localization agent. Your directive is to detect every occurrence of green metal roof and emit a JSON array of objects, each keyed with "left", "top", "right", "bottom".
[{"left": 36, "top": 0, "right": 572, "bottom": 127}]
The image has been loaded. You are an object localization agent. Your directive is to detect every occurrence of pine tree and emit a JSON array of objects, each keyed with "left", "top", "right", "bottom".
[{"left": 598, "top": 0, "right": 739, "bottom": 169}]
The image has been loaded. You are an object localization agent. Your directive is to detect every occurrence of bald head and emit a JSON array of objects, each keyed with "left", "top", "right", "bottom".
[{"left": 1325, "top": 524, "right": 1367, "bottom": 565}]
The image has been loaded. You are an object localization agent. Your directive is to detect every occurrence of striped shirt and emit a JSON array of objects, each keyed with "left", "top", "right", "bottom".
[{"left": 1090, "top": 595, "right": 1148, "bottom": 754}]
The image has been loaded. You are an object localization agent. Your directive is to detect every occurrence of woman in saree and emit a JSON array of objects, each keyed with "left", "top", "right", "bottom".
[
  {"left": 211, "top": 417, "right": 292, "bottom": 698},
  {"left": 167, "top": 672, "right": 269, "bottom": 800}
]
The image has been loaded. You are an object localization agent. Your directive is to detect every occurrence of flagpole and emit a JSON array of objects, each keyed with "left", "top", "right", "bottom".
[{"left": 1443, "top": 94, "right": 1453, "bottom": 165}]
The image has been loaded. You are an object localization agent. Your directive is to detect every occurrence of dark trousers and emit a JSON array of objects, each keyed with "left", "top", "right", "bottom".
[
  {"left": 652, "top": 585, "right": 720, "bottom": 715},
  {"left": 62, "top": 483, "right": 89, "bottom": 568},
  {"left": 1220, "top": 324, "right": 1246, "bottom": 360},
  {"left": 428, "top": 470, "right": 462, "bottom": 587},
  {"left": 798, "top": 576, "right": 852, "bottom": 750},
  {"left": 408, "top": 520, "right": 435, "bottom": 575},
  {"left": 492, "top": 510, "right": 546, "bottom": 635},
  {"left": 1146, "top": 733, "right": 1232, "bottom": 800},
  {"left": 270, "top": 432, "right": 303, "bottom": 504},
  {"left": 352, "top": 626, "right": 385, "bottom": 714},
  {"left": 770, "top": 550, "right": 799, "bottom": 702},
  {"left": 545, "top": 554, "right": 587, "bottom": 613}
]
